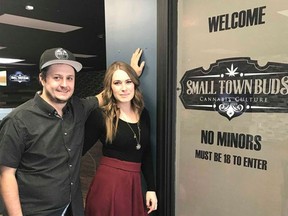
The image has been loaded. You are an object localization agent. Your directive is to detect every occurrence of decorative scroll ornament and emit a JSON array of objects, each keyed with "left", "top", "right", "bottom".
[{"left": 213, "top": 100, "right": 246, "bottom": 120}]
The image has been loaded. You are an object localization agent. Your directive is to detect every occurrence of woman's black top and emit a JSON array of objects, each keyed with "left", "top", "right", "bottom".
[{"left": 84, "top": 107, "right": 156, "bottom": 191}]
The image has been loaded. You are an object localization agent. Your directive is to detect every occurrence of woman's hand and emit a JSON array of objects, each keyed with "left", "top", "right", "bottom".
[
  {"left": 146, "top": 191, "right": 158, "bottom": 214},
  {"left": 130, "top": 48, "right": 145, "bottom": 77}
]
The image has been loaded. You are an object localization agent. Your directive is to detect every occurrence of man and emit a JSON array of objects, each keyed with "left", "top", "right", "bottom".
[{"left": 0, "top": 47, "right": 144, "bottom": 216}]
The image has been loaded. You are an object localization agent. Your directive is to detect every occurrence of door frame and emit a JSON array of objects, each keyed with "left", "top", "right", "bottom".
[{"left": 157, "top": 0, "right": 177, "bottom": 215}]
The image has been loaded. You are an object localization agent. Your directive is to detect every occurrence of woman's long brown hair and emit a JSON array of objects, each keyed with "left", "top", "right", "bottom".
[{"left": 101, "top": 61, "right": 144, "bottom": 143}]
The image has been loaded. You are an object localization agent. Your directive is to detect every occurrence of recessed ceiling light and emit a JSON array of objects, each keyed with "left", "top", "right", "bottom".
[
  {"left": 0, "top": 14, "right": 82, "bottom": 33},
  {"left": 0, "top": 58, "right": 24, "bottom": 64},
  {"left": 25, "top": 5, "right": 34, "bottom": 11}
]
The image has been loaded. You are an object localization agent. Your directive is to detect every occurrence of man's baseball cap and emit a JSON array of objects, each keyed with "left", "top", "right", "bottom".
[{"left": 39, "top": 47, "right": 82, "bottom": 72}]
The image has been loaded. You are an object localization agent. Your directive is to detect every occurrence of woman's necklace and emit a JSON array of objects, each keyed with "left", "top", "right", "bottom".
[{"left": 126, "top": 121, "right": 141, "bottom": 150}]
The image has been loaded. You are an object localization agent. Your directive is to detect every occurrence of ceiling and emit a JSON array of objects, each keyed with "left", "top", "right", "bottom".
[{"left": 0, "top": 0, "right": 106, "bottom": 74}]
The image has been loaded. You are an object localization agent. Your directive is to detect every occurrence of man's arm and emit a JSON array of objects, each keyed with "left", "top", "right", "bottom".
[
  {"left": 96, "top": 48, "right": 145, "bottom": 106},
  {"left": 0, "top": 166, "right": 23, "bottom": 216}
]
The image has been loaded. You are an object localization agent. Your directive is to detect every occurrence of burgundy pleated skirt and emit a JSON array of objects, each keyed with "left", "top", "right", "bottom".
[{"left": 85, "top": 156, "right": 148, "bottom": 216}]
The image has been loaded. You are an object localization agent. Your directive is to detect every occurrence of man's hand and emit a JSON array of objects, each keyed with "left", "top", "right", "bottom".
[
  {"left": 0, "top": 166, "right": 23, "bottom": 216},
  {"left": 130, "top": 48, "right": 145, "bottom": 77}
]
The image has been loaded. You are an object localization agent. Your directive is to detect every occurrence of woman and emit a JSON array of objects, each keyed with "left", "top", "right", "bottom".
[{"left": 84, "top": 61, "right": 157, "bottom": 216}]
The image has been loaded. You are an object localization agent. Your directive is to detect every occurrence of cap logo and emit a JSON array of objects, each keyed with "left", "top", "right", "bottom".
[{"left": 54, "top": 48, "right": 69, "bottom": 60}]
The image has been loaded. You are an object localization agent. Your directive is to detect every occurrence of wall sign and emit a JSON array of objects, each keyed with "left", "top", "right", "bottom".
[
  {"left": 8, "top": 71, "right": 30, "bottom": 83},
  {"left": 179, "top": 57, "right": 288, "bottom": 120}
]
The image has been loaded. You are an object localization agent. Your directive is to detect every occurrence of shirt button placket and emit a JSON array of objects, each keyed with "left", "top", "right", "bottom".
[{"left": 63, "top": 131, "right": 73, "bottom": 191}]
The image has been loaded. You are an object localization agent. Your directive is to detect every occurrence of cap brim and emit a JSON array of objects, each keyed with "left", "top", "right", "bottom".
[{"left": 40, "top": 60, "right": 82, "bottom": 72}]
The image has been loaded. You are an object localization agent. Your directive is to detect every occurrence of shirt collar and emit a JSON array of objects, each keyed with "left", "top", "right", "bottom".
[{"left": 34, "top": 92, "right": 71, "bottom": 116}]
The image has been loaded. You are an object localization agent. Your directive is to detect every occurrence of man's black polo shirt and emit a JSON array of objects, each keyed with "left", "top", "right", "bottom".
[{"left": 0, "top": 93, "right": 98, "bottom": 215}]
